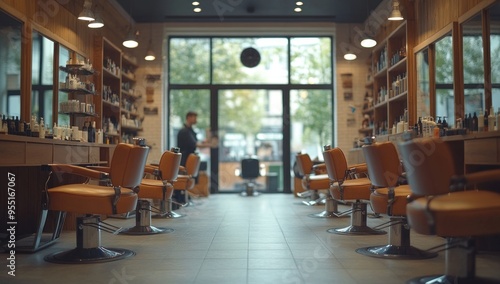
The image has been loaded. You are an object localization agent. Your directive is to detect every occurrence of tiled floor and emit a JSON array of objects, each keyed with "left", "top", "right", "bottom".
[{"left": 3, "top": 194, "right": 500, "bottom": 284}]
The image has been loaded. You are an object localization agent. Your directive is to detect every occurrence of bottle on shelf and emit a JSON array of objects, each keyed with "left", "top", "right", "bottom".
[
  {"left": 497, "top": 108, "right": 500, "bottom": 131},
  {"left": 472, "top": 112, "right": 478, "bottom": 132},
  {"left": 88, "top": 120, "right": 95, "bottom": 143},
  {"left": 488, "top": 106, "right": 495, "bottom": 132},
  {"left": 478, "top": 109, "right": 484, "bottom": 132}
]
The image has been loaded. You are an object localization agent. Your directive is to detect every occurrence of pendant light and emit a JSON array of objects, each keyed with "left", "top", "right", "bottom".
[
  {"left": 78, "top": 0, "right": 95, "bottom": 22},
  {"left": 88, "top": 2, "right": 104, "bottom": 28},
  {"left": 388, "top": 0, "right": 404, "bottom": 21},
  {"left": 123, "top": 27, "right": 139, "bottom": 48},
  {"left": 344, "top": 25, "right": 357, "bottom": 61},
  {"left": 360, "top": 0, "right": 377, "bottom": 48},
  {"left": 122, "top": 0, "right": 138, "bottom": 48},
  {"left": 144, "top": 24, "right": 156, "bottom": 61}
]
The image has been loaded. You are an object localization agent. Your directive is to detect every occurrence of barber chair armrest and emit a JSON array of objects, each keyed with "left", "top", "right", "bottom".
[
  {"left": 312, "top": 163, "right": 326, "bottom": 174},
  {"left": 347, "top": 163, "right": 368, "bottom": 179},
  {"left": 144, "top": 164, "right": 159, "bottom": 174},
  {"left": 450, "top": 169, "right": 500, "bottom": 192},
  {"left": 48, "top": 164, "right": 109, "bottom": 180},
  {"left": 87, "top": 166, "right": 111, "bottom": 173},
  {"left": 178, "top": 166, "right": 188, "bottom": 175}
]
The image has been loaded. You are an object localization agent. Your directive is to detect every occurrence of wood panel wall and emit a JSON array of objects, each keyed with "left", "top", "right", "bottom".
[{"left": 414, "top": 0, "right": 492, "bottom": 46}]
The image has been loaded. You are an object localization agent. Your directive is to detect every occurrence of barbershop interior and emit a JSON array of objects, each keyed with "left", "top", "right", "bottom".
[{"left": 1, "top": 0, "right": 500, "bottom": 283}]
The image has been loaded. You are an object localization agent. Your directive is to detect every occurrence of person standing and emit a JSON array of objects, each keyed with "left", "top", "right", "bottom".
[
  {"left": 174, "top": 111, "right": 209, "bottom": 206},
  {"left": 176, "top": 111, "right": 209, "bottom": 166}
]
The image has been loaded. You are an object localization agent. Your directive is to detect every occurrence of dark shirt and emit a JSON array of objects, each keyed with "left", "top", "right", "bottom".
[{"left": 177, "top": 123, "right": 197, "bottom": 166}]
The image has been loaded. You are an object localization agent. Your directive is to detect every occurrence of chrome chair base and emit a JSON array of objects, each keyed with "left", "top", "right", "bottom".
[
  {"left": 356, "top": 245, "right": 437, "bottom": 259},
  {"left": 327, "top": 202, "right": 386, "bottom": 235},
  {"left": 120, "top": 200, "right": 175, "bottom": 234},
  {"left": 152, "top": 211, "right": 184, "bottom": 218},
  {"left": 407, "top": 275, "right": 500, "bottom": 284},
  {"left": 308, "top": 210, "right": 337, "bottom": 218},
  {"left": 119, "top": 225, "right": 173, "bottom": 235},
  {"left": 44, "top": 247, "right": 135, "bottom": 264},
  {"left": 328, "top": 225, "right": 386, "bottom": 235}
]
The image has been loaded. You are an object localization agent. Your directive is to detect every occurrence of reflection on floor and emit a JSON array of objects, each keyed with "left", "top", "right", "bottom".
[{"left": 3, "top": 194, "right": 500, "bottom": 284}]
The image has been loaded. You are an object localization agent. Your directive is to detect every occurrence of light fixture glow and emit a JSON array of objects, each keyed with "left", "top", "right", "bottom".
[
  {"left": 145, "top": 50, "right": 156, "bottom": 61},
  {"left": 360, "top": 38, "right": 377, "bottom": 48},
  {"left": 388, "top": 0, "right": 404, "bottom": 21},
  {"left": 194, "top": 7, "right": 202, "bottom": 12},
  {"left": 192, "top": 1, "right": 200, "bottom": 5},
  {"left": 144, "top": 24, "right": 156, "bottom": 61},
  {"left": 123, "top": 28, "right": 138, "bottom": 48},
  {"left": 78, "top": 0, "right": 95, "bottom": 21},
  {"left": 296, "top": 1, "right": 303, "bottom": 5},
  {"left": 294, "top": 7, "right": 302, "bottom": 12},
  {"left": 88, "top": 8, "right": 104, "bottom": 28},
  {"left": 344, "top": 52, "right": 357, "bottom": 60}
]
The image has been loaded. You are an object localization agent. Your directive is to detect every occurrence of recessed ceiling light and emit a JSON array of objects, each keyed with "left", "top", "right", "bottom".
[
  {"left": 294, "top": 7, "right": 302, "bottom": 12},
  {"left": 192, "top": 1, "right": 200, "bottom": 6},
  {"left": 296, "top": 1, "right": 303, "bottom": 5},
  {"left": 194, "top": 7, "right": 202, "bottom": 13}
]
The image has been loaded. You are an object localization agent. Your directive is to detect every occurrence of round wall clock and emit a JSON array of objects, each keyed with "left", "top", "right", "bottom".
[{"left": 240, "top": 47, "right": 261, "bottom": 68}]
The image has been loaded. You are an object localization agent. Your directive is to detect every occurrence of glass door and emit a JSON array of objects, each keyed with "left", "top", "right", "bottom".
[{"left": 217, "top": 89, "right": 283, "bottom": 192}]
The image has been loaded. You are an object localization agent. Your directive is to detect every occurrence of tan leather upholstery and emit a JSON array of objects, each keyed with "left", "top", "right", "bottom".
[
  {"left": 48, "top": 143, "right": 149, "bottom": 215},
  {"left": 296, "top": 153, "right": 329, "bottom": 190},
  {"left": 323, "top": 147, "right": 371, "bottom": 200},
  {"left": 139, "top": 150, "right": 182, "bottom": 200},
  {"left": 399, "top": 137, "right": 500, "bottom": 237},
  {"left": 363, "top": 142, "right": 410, "bottom": 216},
  {"left": 174, "top": 153, "right": 201, "bottom": 191},
  {"left": 370, "top": 185, "right": 411, "bottom": 216}
]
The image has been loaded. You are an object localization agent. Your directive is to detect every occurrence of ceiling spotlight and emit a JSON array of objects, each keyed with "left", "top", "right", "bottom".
[
  {"left": 78, "top": 0, "right": 95, "bottom": 21},
  {"left": 388, "top": 0, "right": 404, "bottom": 21},
  {"left": 192, "top": 1, "right": 200, "bottom": 5},
  {"left": 123, "top": 28, "right": 139, "bottom": 48},
  {"left": 296, "top": 1, "right": 303, "bottom": 5},
  {"left": 294, "top": 7, "right": 302, "bottom": 12},
  {"left": 194, "top": 7, "right": 202, "bottom": 12}
]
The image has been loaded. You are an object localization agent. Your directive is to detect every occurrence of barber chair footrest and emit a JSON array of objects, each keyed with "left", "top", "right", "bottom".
[
  {"left": 152, "top": 211, "right": 185, "bottom": 218},
  {"left": 119, "top": 226, "right": 174, "bottom": 235},
  {"left": 407, "top": 275, "right": 499, "bottom": 284},
  {"left": 44, "top": 247, "right": 135, "bottom": 264},
  {"left": 356, "top": 245, "right": 437, "bottom": 259},
  {"left": 327, "top": 225, "right": 386, "bottom": 235}
]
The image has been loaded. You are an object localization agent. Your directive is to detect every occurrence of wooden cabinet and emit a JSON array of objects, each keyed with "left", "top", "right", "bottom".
[
  {"left": 58, "top": 63, "right": 98, "bottom": 137},
  {"left": 120, "top": 55, "right": 143, "bottom": 144},
  {"left": 368, "top": 22, "right": 409, "bottom": 136},
  {"left": 94, "top": 37, "right": 142, "bottom": 144}
]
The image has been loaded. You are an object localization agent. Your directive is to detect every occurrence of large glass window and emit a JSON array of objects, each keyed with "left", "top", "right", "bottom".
[
  {"left": 435, "top": 35, "right": 454, "bottom": 124},
  {"left": 168, "top": 36, "right": 333, "bottom": 193},
  {"left": 32, "top": 31, "right": 55, "bottom": 126},
  {"left": 290, "top": 37, "right": 332, "bottom": 84},
  {"left": 490, "top": 2, "right": 500, "bottom": 112},
  {"left": 212, "top": 38, "right": 288, "bottom": 84},
  {"left": 169, "top": 38, "right": 210, "bottom": 84},
  {"left": 462, "top": 14, "right": 485, "bottom": 115},
  {"left": 0, "top": 10, "right": 22, "bottom": 119}
]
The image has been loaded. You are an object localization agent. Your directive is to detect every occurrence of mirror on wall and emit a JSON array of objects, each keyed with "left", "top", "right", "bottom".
[
  {"left": 489, "top": 2, "right": 500, "bottom": 112},
  {"left": 435, "top": 34, "right": 454, "bottom": 124},
  {"left": 32, "top": 31, "right": 55, "bottom": 127},
  {"left": 462, "top": 13, "right": 484, "bottom": 116},
  {"left": 416, "top": 48, "right": 430, "bottom": 120},
  {"left": 0, "top": 9, "right": 22, "bottom": 120}
]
